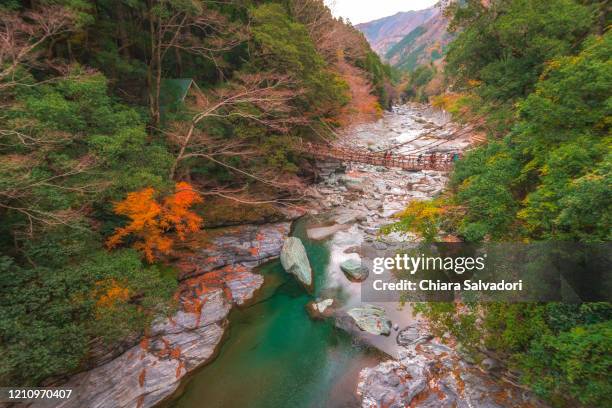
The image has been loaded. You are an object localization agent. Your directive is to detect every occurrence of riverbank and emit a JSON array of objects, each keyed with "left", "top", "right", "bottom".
[
  {"left": 23, "top": 103, "right": 538, "bottom": 408},
  {"left": 24, "top": 223, "right": 292, "bottom": 408},
  {"left": 171, "top": 102, "right": 543, "bottom": 408}
]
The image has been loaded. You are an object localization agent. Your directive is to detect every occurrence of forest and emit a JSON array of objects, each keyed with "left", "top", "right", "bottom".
[
  {"left": 0, "top": 0, "right": 610, "bottom": 407},
  {"left": 0, "top": 0, "right": 392, "bottom": 387},
  {"left": 394, "top": 0, "right": 611, "bottom": 406}
]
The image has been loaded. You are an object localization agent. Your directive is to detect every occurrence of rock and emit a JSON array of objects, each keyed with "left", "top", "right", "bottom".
[
  {"left": 347, "top": 183, "right": 365, "bottom": 193},
  {"left": 306, "top": 224, "right": 349, "bottom": 240},
  {"left": 359, "top": 335, "right": 539, "bottom": 408},
  {"left": 307, "top": 299, "right": 334, "bottom": 319},
  {"left": 396, "top": 325, "right": 419, "bottom": 345},
  {"left": 355, "top": 213, "right": 368, "bottom": 222},
  {"left": 340, "top": 258, "right": 369, "bottom": 281},
  {"left": 364, "top": 199, "right": 383, "bottom": 211},
  {"left": 280, "top": 237, "right": 313, "bottom": 288},
  {"left": 343, "top": 246, "right": 362, "bottom": 255},
  {"left": 396, "top": 325, "right": 435, "bottom": 347},
  {"left": 358, "top": 360, "right": 427, "bottom": 408},
  {"left": 371, "top": 241, "right": 388, "bottom": 250},
  {"left": 481, "top": 357, "right": 501, "bottom": 372},
  {"left": 29, "top": 290, "right": 231, "bottom": 408},
  {"left": 174, "top": 223, "right": 290, "bottom": 280},
  {"left": 374, "top": 181, "right": 388, "bottom": 194},
  {"left": 393, "top": 324, "right": 399, "bottom": 331},
  {"left": 340, "top": 175, "right": 363, "bottom": 187},
  {"left": 347, "top": 305, "right": 392, "bottom": 336},
  {"left": 334, "top": 210, "right": 366, "bottom": 225},
  {"left": 223, "top": 270, "right": 264, "bottom": 306}
]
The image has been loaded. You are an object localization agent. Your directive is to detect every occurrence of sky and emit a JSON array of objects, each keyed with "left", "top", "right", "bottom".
[{"left": 325, "top": 0, "right": 439, "bottom": 24}]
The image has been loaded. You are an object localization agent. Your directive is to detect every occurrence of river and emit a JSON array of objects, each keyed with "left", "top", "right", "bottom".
[
  {"left": 171, "top": 218, "right": 383, "bottom": 408},
  {"left": 168, "top": 104, "right": 543, "bottom": 408},
  {"left": 170, "top": 104, "right": 474, "bottom": 408}
]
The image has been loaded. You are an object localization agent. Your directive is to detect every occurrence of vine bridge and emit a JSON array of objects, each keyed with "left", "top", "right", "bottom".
[{"left": 296, "top": 143, "right": 459, "bottom": 171}]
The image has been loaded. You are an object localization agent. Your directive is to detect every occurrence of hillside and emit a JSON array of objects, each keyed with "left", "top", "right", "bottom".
[
  {"left": 357, "top": 3, "right": 453, "bottom": 71},
  {"left": 355, "top": 7, "right": 438, "bottom": 55},
  {"left": 0, "top": 0, "right": 392, "bottom": 390},
  {"left": 385, "top": 9, "right": 453, "bottom": 71}
]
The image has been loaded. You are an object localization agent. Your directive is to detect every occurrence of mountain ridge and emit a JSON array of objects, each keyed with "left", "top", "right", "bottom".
[
  {"left": 356, "top": 3, "right": 453, "bottom": 71},
  {"left": 355, "top": 7, "right": 438, "bottom": 55}
]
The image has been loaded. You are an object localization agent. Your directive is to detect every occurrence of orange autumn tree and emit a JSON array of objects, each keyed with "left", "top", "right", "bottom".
[
  {"left": 107, "top": 182, "right": 203, "bottom": 262},
  {"left": 95, "top": 279, "right": 131, "bottom": 309}
]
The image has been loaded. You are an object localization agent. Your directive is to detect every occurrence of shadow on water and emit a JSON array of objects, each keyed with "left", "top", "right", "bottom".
[{"left": 171, "top": 217, "right": 382, "bottom": 408}]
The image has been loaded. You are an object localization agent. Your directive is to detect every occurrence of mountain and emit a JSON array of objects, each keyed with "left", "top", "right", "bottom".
[
  {"left": 384, "top": 9, "right": 453, "bottom": 71},
  {"left": 356, "top": 4, "right": 453, "bottom": 72},
  {"left": 355, "top": 7, "right": 438, "bottom": 55}
]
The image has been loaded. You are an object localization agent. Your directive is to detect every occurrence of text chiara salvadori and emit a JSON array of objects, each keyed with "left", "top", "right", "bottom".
[
  {"left": 372, "top": 279, "right": 523, "bottom": 292},
  {"left": 371, "top": 254, "right": 523, "bottom": 292}
]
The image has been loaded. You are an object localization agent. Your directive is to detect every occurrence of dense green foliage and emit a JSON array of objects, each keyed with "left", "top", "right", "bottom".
[
  {"left": 0, "top": 71, "right": 176, "bottom": 385},
  {"left": 385, "top": 26, "right": 426, "bottom": 61},
  {"left": 0, "top": 0, "right": 391, "bottom": 387},
  {"left": 402, "top": 65, "right": 437, "bottom": 102},
  {"left": 249, "top": 3, "right": 350, "bottom": 117},
  {"left": 453, "top": 33, "right": 611, "bottom": 242},
  {"left": 390, "top": 1, "right": 611, "bottom": 406},
  {"left": 445, "top": 0, "right": 600, "bottom": 133},
  {"left": 0, "top": 245, "right": 176, "bottom": 385}
]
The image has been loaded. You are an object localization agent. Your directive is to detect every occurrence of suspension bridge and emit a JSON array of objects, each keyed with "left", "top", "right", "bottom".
[{"left": 296, "top": 142, "right": 459, "bottom": 171}]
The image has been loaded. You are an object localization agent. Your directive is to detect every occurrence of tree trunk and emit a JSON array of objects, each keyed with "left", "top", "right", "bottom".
[{"left": 147, "top": 1, "right": 161, "bottom": 129}]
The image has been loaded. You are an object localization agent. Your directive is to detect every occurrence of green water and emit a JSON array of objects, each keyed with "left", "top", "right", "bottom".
[{"left": 171, "top": 219, "right": 380, "bottom": 408}]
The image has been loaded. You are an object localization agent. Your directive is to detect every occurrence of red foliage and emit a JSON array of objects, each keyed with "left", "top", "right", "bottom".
[{"left": 107, "top": 182, "right": 203, "bottom": 262}]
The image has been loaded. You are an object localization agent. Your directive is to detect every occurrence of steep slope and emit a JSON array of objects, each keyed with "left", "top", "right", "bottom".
[
  {"left": 355, "top": 7, "right": 438, "bottom": 55},
  {"left": 385, "top": 10, "right": 453, "bottom": 71},
  {"left": 356, "top": 3, "right": 454, "bottom": 72}
]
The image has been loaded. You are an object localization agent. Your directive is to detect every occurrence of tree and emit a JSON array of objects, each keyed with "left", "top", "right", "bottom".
[
  {"left": 0, "top": 6, "right": 75, "bottom": 92},
  {"left": 107, "top": 182, "right": 203, "bottom": 262},
  {"left": 167, "top": 73, "right": 302, "bottom": 180},
  {"left": 145, "top": 0, "right": 245, "bottom": 127},
  {"left": 0, "top": 245, "right": 176, "bottom": 386},
  {"left": 445, "top": 0, "right": 593, "bottom": 101}
]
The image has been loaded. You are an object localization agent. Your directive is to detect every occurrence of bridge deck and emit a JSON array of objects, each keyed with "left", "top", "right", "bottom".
[{"left": 297, "top": 143, "right": 457, "bottom": 171}]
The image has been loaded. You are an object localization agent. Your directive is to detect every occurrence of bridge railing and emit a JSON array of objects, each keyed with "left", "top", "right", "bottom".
[{"left": 296, "top": 142, "right": 457, "bottom": 171}]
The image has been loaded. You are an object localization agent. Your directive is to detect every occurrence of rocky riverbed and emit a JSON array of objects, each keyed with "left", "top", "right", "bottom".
[
  {"left": 300, "top": 104, "right": 546, "bottom": 407},
  {"left": 22, "top": 104, "right": 541, "bottom": 408}
]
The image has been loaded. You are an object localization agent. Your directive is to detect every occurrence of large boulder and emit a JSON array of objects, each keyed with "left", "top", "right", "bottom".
[
  {"left": 358, "top": 360, "right": 427, "bottom": 408},
  {"left": 280, "top": 237, "right": 313, "bottom": 288},
  {"left": 340, "top": 258, "right": 369, "bottom": 282},
  {"left": 347, "top": 304, "right": 392, "bottom": 336}
]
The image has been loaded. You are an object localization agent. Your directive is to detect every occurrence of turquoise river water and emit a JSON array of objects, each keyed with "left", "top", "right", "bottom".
[{"left": 170, "top": 219, "right": 382, "bottom": 408}]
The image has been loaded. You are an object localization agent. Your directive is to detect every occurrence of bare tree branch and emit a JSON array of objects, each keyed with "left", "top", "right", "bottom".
[{"left": 167, "top": 73, "right": 306, "bottom": 181}]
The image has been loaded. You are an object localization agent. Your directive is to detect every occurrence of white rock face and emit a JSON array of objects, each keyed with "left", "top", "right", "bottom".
[
  {"left": 29, "top": 289, "right": 230, "bottom": 408},
  {"left": 358, "top": 332, "right": 543, "bottom": 408},
  {"left": 280, "top": 237, "right": 313, "bottom": 287}
]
